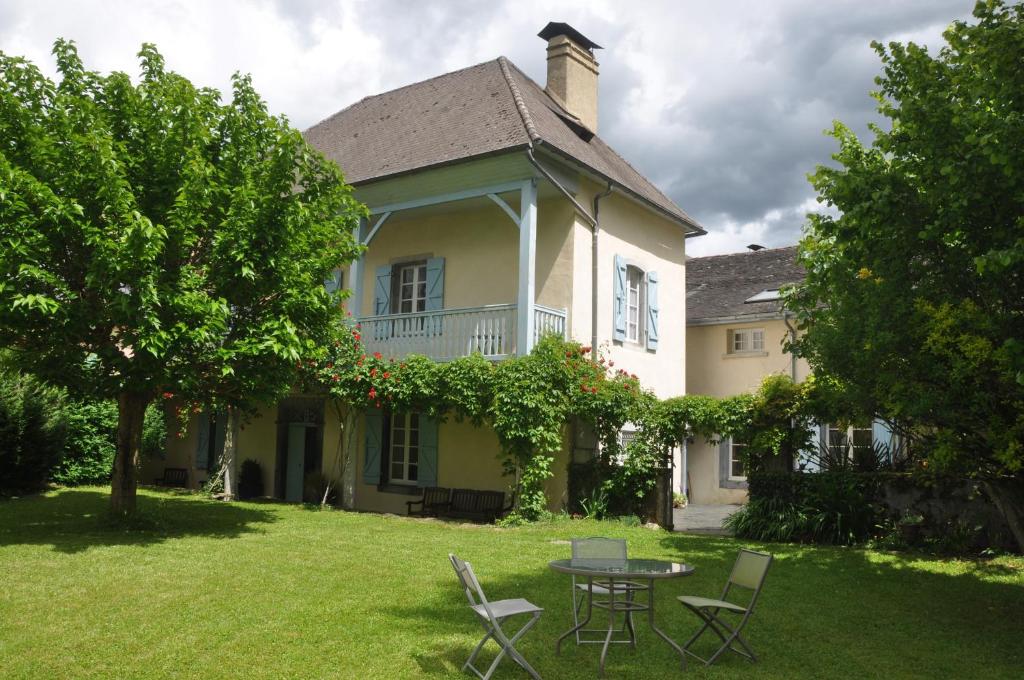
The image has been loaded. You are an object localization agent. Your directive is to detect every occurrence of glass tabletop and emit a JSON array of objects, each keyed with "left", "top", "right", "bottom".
[{"left": 548, "top": 558, "right": 695, "bottom": 579}]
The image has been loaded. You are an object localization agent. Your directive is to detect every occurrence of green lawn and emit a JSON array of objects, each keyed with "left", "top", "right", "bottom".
[{"left": 1, "top": 488, "right": 1022, "bottom": 679}]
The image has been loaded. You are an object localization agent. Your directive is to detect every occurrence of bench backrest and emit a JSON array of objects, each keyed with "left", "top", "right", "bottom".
[
  {"left": 164, "top": 468, "right": 189, "bottom": 483},
  {"left": 450, "top": 488, "right": 477, "bottom": 512},
  {"left": 423, "top": 486, "right": 451, "bottom": 505}
]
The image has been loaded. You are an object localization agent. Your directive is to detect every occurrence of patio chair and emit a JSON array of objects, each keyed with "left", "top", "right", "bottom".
[
  {"left": 570, "top": 537, "right": 648, "bottom": 646},
  {"left": 448, "top": 554, "right": 543, "bottom": 680},
  {"left": 677, "top": 548, "right": 773, "bottom": 665}
]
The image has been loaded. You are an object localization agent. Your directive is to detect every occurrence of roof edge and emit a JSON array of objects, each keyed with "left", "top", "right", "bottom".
[{"left": 687, "top": 310, "right": 788, "bottom": 327}]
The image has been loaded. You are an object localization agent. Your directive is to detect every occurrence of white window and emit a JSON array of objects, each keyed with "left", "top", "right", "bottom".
[
  {"left": 394, "top": 263, "right": 427, "bottom": 314},
  {"left": 626, "top": 266, "right": 645, "bottom": 343},
  {"left": 728, "top": 438, "right": 747, "bottom": 481},
  {"left": 728, "top": 327, "right": 765, "bottom": 354},
  {"left": 827, "top": 423, "right": 873, "bottom": 457},
  {"left": 389, "top": 413, "right": 420, "bottom": 484}
]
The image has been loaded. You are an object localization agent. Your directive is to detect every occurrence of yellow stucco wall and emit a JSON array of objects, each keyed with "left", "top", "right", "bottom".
[
  {"left": 684, "top": 319, "right": 811, "bottom": 504},
  {"left": 354, "top": 197, "right": 574, "bottom": 319},
  {"left": 570, "top": 179, "right": 688, "bottom": 400}
]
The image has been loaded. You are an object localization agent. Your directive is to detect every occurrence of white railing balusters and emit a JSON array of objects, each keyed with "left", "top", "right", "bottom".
[{"left": 359, "top": 303, "right": 566, "bottom": 361}]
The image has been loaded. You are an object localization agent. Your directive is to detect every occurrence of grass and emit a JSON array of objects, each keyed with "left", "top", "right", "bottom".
[{"left": 1, "top": 488, "right": 1022, "bottom": 679}]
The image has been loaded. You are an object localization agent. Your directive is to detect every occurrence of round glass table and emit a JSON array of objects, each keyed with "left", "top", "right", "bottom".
[{"left": 549, "top": 558, "right": 695, "bottom": 677}]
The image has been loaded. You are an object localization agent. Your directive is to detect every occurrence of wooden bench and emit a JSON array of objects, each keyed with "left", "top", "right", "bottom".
[
  {"left": 154, "top": 467, "right": 189, "bottom": 488},
  {"left": 406, "top": 486, "right": 452, "bottom": 517},
  {"left": 406, "top": 486, "right": 512, "bottom": 523}
]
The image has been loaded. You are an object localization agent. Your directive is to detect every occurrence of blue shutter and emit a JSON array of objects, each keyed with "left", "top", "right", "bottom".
[
  {"left": 194, "top": 412, "right": 210, "bottom": 470},
  {"left": 418, "top": 415, "right": 438, "bottom": 487},
  {"left": 613, "top": 255, "right": 627, "bottom": 341},
  {"left": 425, "top": 257, "right": 444, "bottom": 311},
  {"left": 363, "top": 408, "right": 383, "bottom": 485},
  {"left": 373, "top": 265, "right": 392, "bottom": 315},
  {"left": 324, "top": 268, "right": 343, "bottom": 295},
  {"left": 212, "top": 412, "right": 227, "bottom": 468},
  {"left": 872, "top": 419, "right": 894, "bottom": 462},
  {"left": 646, "top": 270, "right": 659, "bottom": 351}
]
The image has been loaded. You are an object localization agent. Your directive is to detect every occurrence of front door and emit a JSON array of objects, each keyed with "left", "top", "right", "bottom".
[{"left": 286, "top": 423, "right": 306, "bottom": 503}]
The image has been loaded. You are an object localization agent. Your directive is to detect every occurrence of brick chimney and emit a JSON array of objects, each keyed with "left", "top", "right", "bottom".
[{"left": 538, "top": 22, "right": 602, "bottom": 133}]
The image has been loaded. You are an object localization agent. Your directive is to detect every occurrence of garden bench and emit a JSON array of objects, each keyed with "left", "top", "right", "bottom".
[
  {"left": 406, "top": 486, "right": 453, "bottom": 517},
  {"left": 154, "top": 467, "right": 189, "bottom": 488},
  {"left": 405, "top": 486, "right": 512, "bottom": 523}
]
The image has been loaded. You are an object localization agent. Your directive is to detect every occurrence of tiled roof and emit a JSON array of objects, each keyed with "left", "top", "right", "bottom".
[
  {"left": 304, "top": 57, "right": 701, "bottom": 231},
  {"left": 686, "top": 246, "right": 804, "bottom": 323}
]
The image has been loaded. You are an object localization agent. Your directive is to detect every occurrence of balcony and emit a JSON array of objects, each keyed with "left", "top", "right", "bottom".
[{"left": 360, "top": 304, "right": 567, "bottom": 361}]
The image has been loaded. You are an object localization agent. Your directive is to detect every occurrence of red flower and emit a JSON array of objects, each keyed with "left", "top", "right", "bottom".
[
  {"left": 368, "top": 387, "right": 377, "bottom": 399},
  {"left": 373, "top": 351, "right": 383, "bottom": 360},
  {"left": 326, "top": 362, "right": 334, "bottom": 369},
  {"left": 383, "top": 372, "right": 391, "bottom": 379},
  {"left": 332, "top": 374, "right": 340, "bottom": 382},
  {"left": 591, "top": 386, "right": 598, "bottom": 394},
  {"left": 582, "top": 346, "right": 592, "bottom": 353},
  {"left": 608, "top": 360, "right": 614, "bottom": 367},
  {"left": 370, "top": 367, "right": 378, "bottom": 378},
  {"left": 581, "top": 385, "right": 589, "bottom": 393},
  {"left": 353, "top": 332, "right": 361, "bottom": 341},
  {"left": 162, "top": 391, "right": 174, "bottom": 400},
  {"left": 356, "top": 323, "right": 362, "bottom": 330}
]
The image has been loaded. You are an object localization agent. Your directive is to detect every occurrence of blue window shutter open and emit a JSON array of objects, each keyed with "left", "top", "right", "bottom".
[
  {"left": 646, "top": 270, "right": 659, "bottom": 351},
  {"left": 418, "top": 416, "right": 438, "bottom": 487},
  {"left": 195, "top": 412, "right": 210, "bottom": 470},
  {"left": 613, "top": 255, "right": 627, "bottom": 341},
  {"left": 373, "top": 265, "right": 392, "bottom": 315},
  {"left": 425, "top": 257, "right": 445, "bottom": 311},
  {"left": 363, "top": 408, "right": 383, "bottom": 485},
  {"left": 872, "top": 419, "right": 894, "bottom": 462}
]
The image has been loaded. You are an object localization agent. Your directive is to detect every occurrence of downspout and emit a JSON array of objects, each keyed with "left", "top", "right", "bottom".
[
  {"left": 783, "top": 311, "right": 798, "bottom": 381},
  {"left": 525, "top": 146, "right": 608, "bottom": 354},
  {"left": 591, "top": 182, "right": 614, "bottom": 354}
]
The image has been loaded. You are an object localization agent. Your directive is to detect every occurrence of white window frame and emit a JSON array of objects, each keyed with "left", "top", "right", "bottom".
[
  {"left": 827, "top": 423, "right": 873, "bottom": 458},
  {"left": 728, "top": 437, "right": 747, "bottom": 481},
  {"left": 393, "top": 262, "right": 427, "bottom": 315},
  {"left": 389, "top": 412, "right": 420, "bottom": 485},
  {"left": 728, "top": 327, "right": 765, "bottom": 354},
  {"left": 626, "top": 265, "right": 646, "bottom": 344}
]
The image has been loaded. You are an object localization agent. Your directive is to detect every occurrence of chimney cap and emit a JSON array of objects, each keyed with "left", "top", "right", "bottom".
[{"left": 538, "top": 22, "right": 603, "bottom": 51}]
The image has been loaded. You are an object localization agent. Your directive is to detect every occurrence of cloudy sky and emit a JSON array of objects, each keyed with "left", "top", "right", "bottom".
[{"left": 1, "top": 0, "right": 974, "bottom": 255}]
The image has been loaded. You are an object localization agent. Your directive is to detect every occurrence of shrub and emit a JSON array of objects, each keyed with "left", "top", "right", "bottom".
[
  {"left": 238, "top": 459, "right": 264, "bottom": 500},
  {"left": 0, "top": 369, "right": 66, "bottom": 492},
  {"left": 52, "top": 401, "right": 166, "bottom": 486},
  {"left": 725, "top": 496, "right": 809, "bottom": 543}
]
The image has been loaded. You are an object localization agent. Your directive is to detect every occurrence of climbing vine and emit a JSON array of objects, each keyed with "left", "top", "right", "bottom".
[{"left": 298, "top": 324, "right": 831, "bottom": 521}]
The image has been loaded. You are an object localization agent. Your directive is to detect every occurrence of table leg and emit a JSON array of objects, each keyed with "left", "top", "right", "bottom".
[
  {"left": 556, "top": 577, "right": 595, "bottom": 655},
  {"left": 646, "top": 578, "right": 687, "bottom": 670},
  {"left": 599, "top": 576, "right": 615, "bottom": 678}
]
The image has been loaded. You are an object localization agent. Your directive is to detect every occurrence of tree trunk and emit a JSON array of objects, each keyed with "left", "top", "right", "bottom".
[
  {"left": 323, "top": 402, "right": 358, "bottom": 509},
  {"left": 983, "top": 478, "right": 1024, "bottom": 554},
  {"left": 221, "top": 408, "right": 240, "bottom": 500},
  {"left": 110, "top": 391, "right": 149, "bottom": 515}
]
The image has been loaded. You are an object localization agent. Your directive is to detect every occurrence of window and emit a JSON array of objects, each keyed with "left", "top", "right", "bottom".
[
  {"left": 392, "top": 262, "right": 427, "bottom": 314},
  {"left": 626, "top": 266, "right": 645, "bottom": 343},
  {"left": 728, "top": 438, "right": 746, "bottom": 481},
  {"left": 389, "top": 412, "right": 420, "bottom": 484},
  {"left": 728, "top": 327, "right": 765, "bottom": 354},
  {"left": 827, "top": 423, "right": 873, "bottom": 457}
]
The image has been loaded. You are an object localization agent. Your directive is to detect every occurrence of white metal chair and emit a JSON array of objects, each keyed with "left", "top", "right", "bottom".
[
  {"left": 677, "top": 548, "right": 773, "bottom": 665},
  {"left": 449, "top": 553, "right": 543, "bottom": 679},
  {"left": 570, "top": 537, "right": 647, "bottom": 646}
]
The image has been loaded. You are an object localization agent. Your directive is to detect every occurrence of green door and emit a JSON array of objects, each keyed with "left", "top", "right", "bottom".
[{"left": 286, "top": 424, "right": 306, "bottom": 503}]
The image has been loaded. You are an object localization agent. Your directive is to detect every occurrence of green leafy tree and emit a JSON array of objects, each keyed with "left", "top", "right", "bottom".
[
  {"left": 0, "top": 41, "right": 362, "bottom": 513},
  {"left": 787, "top": 1, "right": 1024, "bottom": 549}
]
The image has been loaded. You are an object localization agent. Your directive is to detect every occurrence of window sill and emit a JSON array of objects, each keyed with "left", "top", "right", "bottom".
[
  {"left": 722, "top": 351, "right": 769, "bottom": 359},
  {"left": 377, "top": 483, "right": 422, "bottom": 496}
]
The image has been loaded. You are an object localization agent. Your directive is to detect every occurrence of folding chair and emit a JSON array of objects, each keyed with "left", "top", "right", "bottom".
[
  {"left": 570, "top": 537, "right": 647, "bottom": 646},
  {"left": 448, "top": 554, "right": 544, "bottom": 680},
  {"left": 677, "top": 548, "right": 772, "bottom": 665}
]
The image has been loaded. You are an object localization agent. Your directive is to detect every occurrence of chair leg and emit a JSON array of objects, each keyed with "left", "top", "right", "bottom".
[
  {"left": 464, "top": 629, "right": 495, "bottom": 671},
  {"left": 682, "top": 605, "right": 758, "bottom": 666},
  {"left": 470, "top": 612, "right": 541, "bottom": 680}
]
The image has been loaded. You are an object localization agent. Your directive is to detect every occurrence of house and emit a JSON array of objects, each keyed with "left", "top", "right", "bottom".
[
  {"left": 145, "top": 22, "right": 704, "bottom": 515},
  {"left": 684, "top": 245, "right": 896, "bottom": 505}
]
